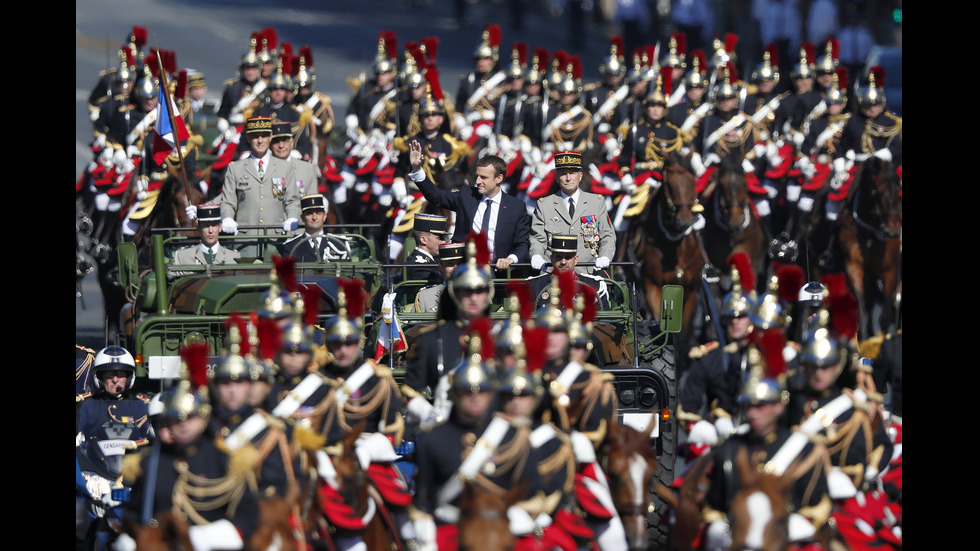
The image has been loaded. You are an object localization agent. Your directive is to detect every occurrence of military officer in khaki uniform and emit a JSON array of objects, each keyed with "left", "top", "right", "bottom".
[
  {"left": 219, "top": 115, "right": 301, "bottom": 236},
  {"left": 530, "top": 151, "right": 616, "bottom": 276},
  {"left": 270, "top": 121, "right": 321, "bottom": 197},
  {"left": 172, "top": 204, "right": 241, "bottom": 272}
]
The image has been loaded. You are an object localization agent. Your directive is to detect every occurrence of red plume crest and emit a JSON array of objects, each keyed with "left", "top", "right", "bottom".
[
  {"left": 273, "top": 255, "right": 298, "bottom": 293},
  {"left": 523, "top": 327, "right": 549, "bottom": 373},
  {"left": 506, "top": 280, "right": 535, "bottom": 320},
  {"left": 464, "top": 230, "right": 491, "bottom": 267},
  {"left": 557, "top": 269, "right": 577, "bottom": 311},
  {"left": 869, "top": 65, "right": 886, "bottom": 87},
  {"left": 421, "top": 37, "right": 439, "bottom": 63},
  {"left": 610, "top": 35, "right": 624, "bottom": 56},
  {"left": 728, "top": 252, "right": 755, "bottom": 293},
  {"left": 752, "top": 328, "right": 787, "bottom": 378},
  {"left": 302, "top": 285, "right": 322, "bottom": 327},
  {"left": 776, "top": 264, "right": 804, "bottom": 305},
  {"left": 468, "top": 317, "right": 496, "bottom": 361},
  {"left": 257, "top": 318, "right": 284, "bottom": 361},
  {"left": 724, "top": 32, "right": 739, "bottom": 53},
  {"left": 426, "top": 66, "right": 443, "bottom": 102},
  {"left": 226, "top": 312, "right": 250, "bottom": 356},
  {"left": 835, "top": 66, "right": 849, "bottom": 89},
  {"left": 300, "top": 46, "right": 313, "bottom": 68},
  {"left": 338, "top": 277, "right": 366, "bottom": 321},
  {"left": 181, "top": 342, "right": 211, "bottom": 391},
  {"left": 486, "top": 24, "right": 501, "bottom": 48},
  {"left": 578, "top": 283, "right": 598, "bottom": 324},
  {"left": 176, "top": 70, "right": 188, "bottom": 100},
  {"left": 674, "top": 32, "right": 687, "bottom": 55},
  {"left": 765, "top": 43, "right": 779, "bottom": 66},
  {"left": 131, "top": 26, "right": 148, "bottom": 48}
]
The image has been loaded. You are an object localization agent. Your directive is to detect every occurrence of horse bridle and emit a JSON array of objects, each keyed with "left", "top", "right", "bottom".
[
  {"left": 711, "top": 178, "right": 751, "bottom": 233},
  {"left": 851, "top": 182, "right": 902, "bottom": 241}
]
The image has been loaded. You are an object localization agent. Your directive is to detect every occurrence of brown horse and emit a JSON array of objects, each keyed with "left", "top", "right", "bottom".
[
  {"left": 727, "top": 446, "right": 794, "bottom": 551},
  {"left": 699, "top": 155, "right": 768, "bottom": 294},
  {"left": 637, "top": 151, "right": 706, "bottom": 363},
  {"left": 598, "top": 421, "right": 660, "bottom": 551},
  {"left": 121, "top": 512, "right": 194, "bottom": 551},
  {"left": 248, "top": 488, "right": 303, "bottom": 551},
  {"left": 457, "top": 478, "right": 527, "bottom": 551},
  {"left": 838, "top": 156, "right": 902, "bottom": 338},
  {"left": 655, "top": 449, "right": 715, "bottom": 551}
]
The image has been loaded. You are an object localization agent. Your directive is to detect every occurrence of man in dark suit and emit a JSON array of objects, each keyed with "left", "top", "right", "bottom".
[{"left": 407, "top": 140, "right": 530, "bottom": 274}]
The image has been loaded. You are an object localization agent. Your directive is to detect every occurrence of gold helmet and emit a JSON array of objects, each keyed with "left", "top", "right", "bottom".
[
  {"left": 825, "top": 67, "right": 848, "bottom": 108},
  {"left": 282, "top": 284, "right": 324, "bottom": 353},
  {"left": 751, "top": 272, "right": 792, "bottom": 330},
  {"left": 661, "top": 32, "right": 687, "bottom": 71},
  {"left": 815, "top": 38, "right": 839, "bottom": 75},
  {"left": 134, "top": 56, "right": 159, "bottom": 99},
  {"left": 114, "top": 47, "right": 136, "bottom": 84},
  {"left": 790, "top": 43, "right": 816, "bottom": 80},
  {"left": 374, "top": 30, "right": 398, "bottom": 74},
  {"left": 737, "top": 328, "right": 789, "bottom": 406},
  {"left": 506, "top": 42, "right": 528, "bottom": 80},
  {"left": 712, "top": 61, "right": 740, "bottom": 101},
  {"left": 752, "top": 44, "right": 780, "bottom": 86},
  {"left": 496, "top": 280, "right": 535, "bottom": 354},
  {"left": 556, "top": 55, "right": 583, "bottom": 96},
  {"left": 801, "top": 274, "right": 858, "bottom": 371},
  {"left": 525, "top": 48, "right": 549, "bottom": 85},
  {"left": 322, "top": 277, "right": 366, "bottom": 346},
  {"left": 721, "top": 252, "right": 757, "bottom": 318},
  {"left": 498, "top": 325, "right": 548, "bottom": 404},
  {"left": 259, "top": 256, "right": 296, "bottom": 320},
  {"left": 267, "top": 57, "right": 292, "bottom": 91},
  {"left": 257, "top": 28, "right": 279, "bottom": 66},
  {"left": 858, "top": 66, "right": 887, "bottom": 108},
  {"left": 683, "top": 49, "right": 709, "bottom": 89},
  {"left": 473, "top": 23, "right": 501, "bottom": 61},
  {"left": 567, "top": 282, "right": 598, "bottom": 350},
  {"left": 295, "top": 46, "right": 316, "bottom": 89},
  {"left": 709, "top": 33, "right": 739, "bottom": 70},
  {"left": 240, "top": 35, "right": 261, "bottom": 68},
  {"left": 644, "top": 70, "right": 673, "bottom": 107},
  {"left": 599, "top": 36, "right": 627, "bottom": 78},
  {"left": 417, "top": 67, "right": 447, "bottom": 117},
  {"left": 547, "top": 50, "right": 570, "bottom": 89},
  {"left": 450, "top": 317, "right": 497, "bottom": 398},
  {"left": 162, "top": 342, "right": 213, "bottom": 423},
  {"left": 212, "top": 313, "right": 259, "bottom": 382},
  {"left": 534, "top": 268, "right": 577, "bottom": 331},
  {"left": 448, "top": 231, "right": 494, "bottom": 305},
  {"left": 403, "top": 44, "right": 427, "bottom": 90}
]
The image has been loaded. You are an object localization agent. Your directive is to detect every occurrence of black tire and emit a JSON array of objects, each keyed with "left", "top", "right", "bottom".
[{"left": 644, "top": 343, "right": 677, "bottom": 551}]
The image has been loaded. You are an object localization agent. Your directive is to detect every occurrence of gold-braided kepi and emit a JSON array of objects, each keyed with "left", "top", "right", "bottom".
[{"left": 554, "top": 151, "right": 582, "bottom": 170}]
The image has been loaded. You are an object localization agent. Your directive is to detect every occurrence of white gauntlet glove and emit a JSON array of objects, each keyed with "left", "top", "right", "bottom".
[
  {"left": 185, "top": 205, "right": 198, "bottom": 220},
  {"left": 221, "top": 217, "right": 239, "bottom": 235},
  {"left": 531, "top": 255, "right": 547, "bottom": 271}
]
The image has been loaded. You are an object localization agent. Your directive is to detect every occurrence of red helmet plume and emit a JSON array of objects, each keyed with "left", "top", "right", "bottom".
[
  {"left": 257, "top": 318, "right": 284, "bottom": 361},
  {"left": 728, "top": 252, "right": 755, "bottom": 293},
  {"left": 300, "top": 45, "right": 314, "bottom": 68},
  {"left": 426, "top": 66, "right": 443, "bottom": 102},
  {"left": 506, "top": 280, "right": 535, "bottom": 320},
  {"left": 421, "top": 36, "right": 439, "bottom": 64},
  {"left": 869, "top": 65, "right": 886, "bottom": 87},
  {"left": 181, "top": 342, "right": 211, "bottom": 391},
  {"left": 468, "top": 317, "right": 496, "bottom": 361},
  {"left": 776, "top": 263, "right": 804, "bottom": 305},
  {"left": 523, "top": 327, "right": 549, "bottom": 373},
  {"left": 302, "top": 285, "right": 322, "bottom": 327},
  {"left": 751, "top": 328, "right": 787, "bottom": 379},
  {"left": 274, "top": 255, "right": 298, "bottom": 294},
  {"left": 176, "top": 70, "right": 188, "bottom": 100},
  {"left": 464, "top": 230, "right": 491, "bottom": 267},
  {"left": 338, "top": 277, "right": 367, "bottom": 321},
  {"left": 130, "top": 26, "right": 148, "bottom": 49}
]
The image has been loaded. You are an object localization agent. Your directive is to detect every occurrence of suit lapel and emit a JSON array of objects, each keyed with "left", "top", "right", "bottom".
[{"left": 552, "top": 195, "right": 573, "bottom": 225}]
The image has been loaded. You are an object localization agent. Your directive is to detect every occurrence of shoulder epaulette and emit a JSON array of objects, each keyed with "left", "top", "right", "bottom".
[
  {"left": 722, "top": 342, "right": 739, "bottom": 354},
  {"left": 688, "top": 341, "right": 720, "bottom": 359},
  {"left": 76, "top": 392, "right": 92, "bottom": 403},
  {"left": 373, "top": 363, "right": 395, "bottom": 379},
  {"left": 135, "top": 393, "right": 152, "bottom": 404},
  {"left": 223, "top": 78, "right": 237, "bottom": 86}
]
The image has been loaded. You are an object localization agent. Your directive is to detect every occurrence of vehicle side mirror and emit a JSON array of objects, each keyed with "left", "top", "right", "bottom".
[{"left": 660, "top": 285, "right": 683, "bottom": 334}]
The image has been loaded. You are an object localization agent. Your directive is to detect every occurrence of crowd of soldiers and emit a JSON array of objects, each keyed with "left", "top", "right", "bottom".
[{"left": 78, "top": 22, "right": 902, "bottom": 551}]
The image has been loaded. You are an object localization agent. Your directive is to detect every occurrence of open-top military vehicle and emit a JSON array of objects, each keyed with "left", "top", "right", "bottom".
[{"left": 115, "top": 228, "right": 684, "bottom": 548}]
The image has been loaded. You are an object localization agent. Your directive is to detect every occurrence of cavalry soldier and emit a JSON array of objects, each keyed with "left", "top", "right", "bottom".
[
  {"left": 542, "top": 57, "right": 594, "bottom": 155},
  {"left": 777, "top": 44, "right": 822, "bottom": 146},
  {"left": 217, "top": 36, "right": 263, "bottom": 134},
  {"left": 393, "top": 42, "right": 429, "bottom": 143},
  {"left": 454, "top": 24, "right": 504, "bottom": 139},
  {"left": 219, "top": 115, "right": 301, "bottom": 236},
  {"left": 660, "top": 32, "right": 688, "bottom": 104},
  {"left": 346, "top": 30, "right": 399, "bottom": 136},
  {"left": 122, "top": 343, "right": 262, "bottom": 551},
  {"left": 618, "top": 72, "right": 687, "bottom": 200},
  {"left": 93, "top": 60, "right": 159, "bottom": 155},
  {"left": 813, "top": 38, "right": 841, "bottom": 94},
  {"left": 414, "top": 241, "right": 465, "bottom": 314},
  {"left": 690, "top": 62, "right": 757, "bottom": 184},
  {"left": 702, "top": 330, "right": 832, "bottom": 551},
  {"left": 583, "top": 36, "right": 629, "bottom": 140},
  {"left": 797, "top": 67, "right": 852, "bottom": 224},
  {"left": 744, "top": 45, "right": 792, "bottom": 151},
  {"left": 677, "top": 252, "right": 756, "bottom": 435},
  {"left": 666, "top": 49, "right": 710, "bottom": 141},
  {"left": 87, "top": 27, "right": 144, "bottom": 120},
  {"left": 530, "top": 151, "right": 615, "bottom": 276},
  {"left": 291, "top": 45, "right": 336, "bottom": 168},
  {"left": 842, "top": 66, "right": 902, "bottom": 166},
  {"left": 239, "top": 59, "right": 306, "bottom": 157},
  {"left": 207, "top": 314, "right": 298, "bottom": 499},
  {"left": 490, "top": 42, "right": 528, "bottom": 145},
  {"left": 404, "top": 213, "right": 449, "bottom": 285},
  {"left": 403, "top": 234, "right": 493, "bottom": 428}
]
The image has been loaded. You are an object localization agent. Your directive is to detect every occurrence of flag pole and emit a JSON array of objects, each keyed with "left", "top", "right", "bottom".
[{"left": 153, "top": 37, "right": 191, "bottom": 211}]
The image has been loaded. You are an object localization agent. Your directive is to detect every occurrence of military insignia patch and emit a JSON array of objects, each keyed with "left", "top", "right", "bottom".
[{"left": 272, "top": 178, "right": 286, "bottom": 199}]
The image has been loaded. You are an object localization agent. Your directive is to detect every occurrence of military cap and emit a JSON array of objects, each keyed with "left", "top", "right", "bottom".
[
  {"left": 551, "top": 234, "right": 578, "bottom": 255},
  {"left": 439, "top": 242, "right": 466, "bottom": 263},
  {"left": 272, "top": 121, "right": 292, "bottom": 139},
  {"left": 245, "top": 116, "right": 272, "bottom": 134},
  {"left": 554, "top": 151, "right": 582, "bottom": 170},
  {"left": 301, "top": 194, "right": 327, "bottom": 212},
  {"left": 186, "top": 69, "right": 206, "bottom": 88},
  {"left": 414, "top": 213, "right": 448, "bottom": 235},
  {"left": 196, "top": 204, "right": 222, "bottom": 223}
]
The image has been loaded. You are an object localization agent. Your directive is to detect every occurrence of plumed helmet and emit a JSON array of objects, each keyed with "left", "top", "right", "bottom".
[
  {"left": 752, "top": 44, "right": 780, "bottom": 85},
  {"left": 737, "top": 329, "right": 789, "bottom": 406},
  {"left": 567, "top": 283, "right": 598, "bottom": 350},
  {"left": 662, "top": 32, "right": 687, "bottom": 71},
  {"left": 93, "top": 345, "right": 137, "bottom": 393},
  {"left": 374, "top": 30, "right": 398, "bottom": 74},
  {"left": 473, "top": 24, "right": 501, "bottom": 61},
  {"left": 134, "top": 60, "right": 159, "bottom": 99},
  {"left": 751, "top": 273, "right": 792, "bottom": 330},
  {"left": 506, "top": 42, "right": 528, "bottom": 80},
  {"left": 712, "top": 62, "right": 740, "bottom": 101},
  {"left": 418, "top": 67, "right": 446, "bottom": 116},
  {"left": 801, "top": 274, "right": 858, "bottom": 370},
  {"left": 709, "top": 33, "right": 739, "bottom": 70},
  {"left": 496, "top": 281, "right": 534, "bottom": 354},
  {"left": 259, "top": 256, "right": 296, "bottom": 320},
  {"left": 114, "top": 47, "right": 136, "bottom": 84},
  {"left": 212, "top": 313, "right": 258, "bottom": 382},
  {"left": 267, "top": 58, "right": 292, "bottom": 91},
  {"left": 450, "top": 317, "right": 497, "bottom": 398},
  {"left": 599, "top": 36, "right": 627, "bottom": 78},
  {"left": 526, "top": 48, "right": 549, "bottom": 85},
  {"left": 448, "top": 232, "right": 494, "bottom": 305},
  {"left": 498, "top": 326, "right": 548, "bottom": 404},
  {"left": 295, "top": 46, "right": 316, "bottom": 89},
  {"left": 403, "top": 45, "right": 427, "bottom": 89},
  {"left": 240, "top": 36, "right": 261, "bottom": 68},
  {"left": 684, "top": 49, "right": 709, "bottom": 89},
  {"left": 257, "top": 28, "right": 279, "bottom": 66},
  {"left": 721, "top": 252, "right": 756, "bottom": 318},
  {"left": 556, "top": 55, "right": 583, "bottom": 96},
  {"left": 858, "top": 66, "right": 887, "bottom": 108},
  {"left": 791, "top": 43, "right": 816, "bottom": 80},
  {"left": 547, "top": 51, "right": 570, "bottom": 89},
  {"left": 815, "top": 38, "right": 839, "bottom": 75},
  {"left": 162, "top": 343, "right": 213, "bottom": 423},
  {"left": 644, "top": 70, "right": 672, "bottom": 107},
  {"left": 825, "top": 67, "right": 848, "bottom": 107},
  {"left": 534, "top": 269, "right": 577, "bottom": 331},
  {"left": 322, "top": 277, "right": 366, "bottom": 346}
]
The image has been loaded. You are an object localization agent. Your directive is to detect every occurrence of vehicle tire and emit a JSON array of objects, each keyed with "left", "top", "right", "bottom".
[{"left": 645, "top": 342, "right": 677, "bottom": 550}]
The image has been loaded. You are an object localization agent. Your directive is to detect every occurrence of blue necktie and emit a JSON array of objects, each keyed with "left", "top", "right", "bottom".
[
  {"left": 479, "top": 198, "right": 493, "bottom": 233},
  {"left": 568, "top": 197, "right": 575, "bottom": 218}
]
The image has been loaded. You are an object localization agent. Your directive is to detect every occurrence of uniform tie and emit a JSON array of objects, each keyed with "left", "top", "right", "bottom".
[
  {"left": 311, "top": 236, "right": 322, "bottom": 256},
  {"left": 258, "top": 159, "right": 265, "bottom": 179},
  {"left": 478, "top": 198, "right": 493, "bottom": 233},
  {"left": 567, "top": 197, "right": 575, "bottom": 218},
  {"left": 205, "top": 247, "right": 215, "bottom": 264}
]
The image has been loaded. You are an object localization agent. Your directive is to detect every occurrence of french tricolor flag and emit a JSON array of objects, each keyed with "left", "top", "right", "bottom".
[{"left": 151, "top": 87, "right": 189, "bottom": 165}]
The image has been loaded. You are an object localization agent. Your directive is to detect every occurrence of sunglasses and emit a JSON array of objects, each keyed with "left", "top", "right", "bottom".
[{"left": 101, "top": 370, "right": 130, "bottom": 379}]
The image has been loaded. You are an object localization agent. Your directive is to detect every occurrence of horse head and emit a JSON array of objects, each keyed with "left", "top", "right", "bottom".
[
  {"left": 728, "top": 447, "right": 793, "bottom": 551},
  {"left": 458, "top": 478, "right": 526, "bottom": 551},
  {"left": 660, "top": 151, "right": 701, "bottom": 234},
  {"left": 600, "top": 421, "right": 659, "bottom": 551},
  {"left": 858, "top": 157, "right": 902, "bottom": 240},
  {"left": 713, "top": 155, "right": 752, "bottom": 235}
]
